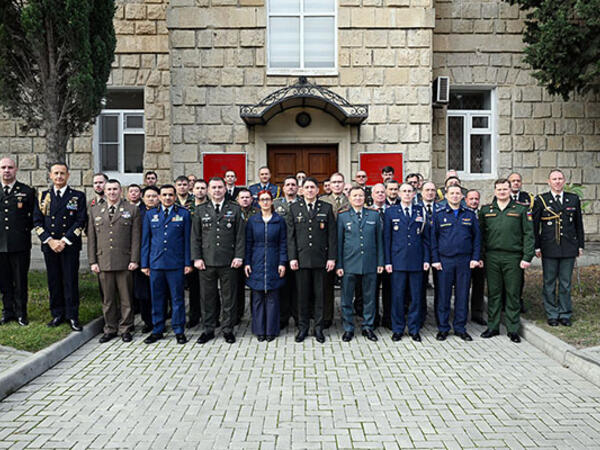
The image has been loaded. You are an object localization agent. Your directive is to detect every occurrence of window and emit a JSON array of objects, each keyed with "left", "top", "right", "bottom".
[
  {"left": 446, "top": 89, "right": 496, "bottom": 179},
  {"left": 94, "top": 90, "right": 144, "bottom": 182},
  {"left": 267, "top": 0, "right": 337, "bottom": 75}
]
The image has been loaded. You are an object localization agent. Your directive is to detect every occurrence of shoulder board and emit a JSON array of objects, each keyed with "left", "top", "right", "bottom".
[{"left": 338, "top": 207, "right": 350, "bottom": 214}]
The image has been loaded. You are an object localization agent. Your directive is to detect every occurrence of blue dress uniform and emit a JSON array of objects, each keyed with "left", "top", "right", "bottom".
[
  {"left": 141, "top": 204, "right": 191, "bottom": 335},
  {"left": 337, "top": 208, "right": 384, "bottom": 333},
  {"left": 33, "top": 187, "right": 87, "bottom": 322},
  {"left": 383, "top": 204, "right": 431, "bottom": 336},
  {"left": 431, "top": 206, "right": 481, "bottom": 335},
  {"left": 248, "top": 182, "right": 280, "bottom": 205}
]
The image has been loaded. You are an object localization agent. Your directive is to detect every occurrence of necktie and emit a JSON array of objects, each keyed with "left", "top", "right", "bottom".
[
  {"left": 56, "top": 190, "right": 62, "bottom": 200},
  {"left": 426, "top": 204, "right": 432, "bottom": 218},
  {"left": 3, "top": 185, "right": 9, "bottom": 196},
  {"left": 335, "top": 196, "right": 341, "bottom": 208},
  {"left": 215, "top": 203, "right": 220, "bottom": 214},
  {"left": 108, "top": 205, "right": 115, "bottom": 219},
  {"left": 513, "top": 194, "right": 518, "bottom": 201},
  {"left": 378, "top": 207, "right": 384, "bottom": 215},
  {"left": 555, "top": 194, "right": 561, "bottom": 207},
  {"left": 405, "top": 207, "right": 410, "bottom": 218},
  {"left": 163, "top": 207, "right": 169, "bottom": 218},
  {"left": 308, "top": 203, "right": 314, "bottom": 214},
  {"left": 357, "top": 211, "right": 362, "bottom": 222}
]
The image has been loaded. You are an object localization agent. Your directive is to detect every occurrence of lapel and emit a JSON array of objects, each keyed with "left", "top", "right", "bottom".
[
  {"left": 51, "top": 186, "right": 70, "bottom": 214},
  {"left": 160, "top": 205, "right": 173, "bottom": 226},
  {"left": 547, "top": 193, "right": 562, "bottom": 212}
]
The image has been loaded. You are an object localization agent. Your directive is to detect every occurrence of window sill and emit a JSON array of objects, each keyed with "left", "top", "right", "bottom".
[
  {"left": 267, "top": 69, "right": 339, "bottom": 77},
  {"left": 104, "top": 172, "right": 144, "bottom": 185}
]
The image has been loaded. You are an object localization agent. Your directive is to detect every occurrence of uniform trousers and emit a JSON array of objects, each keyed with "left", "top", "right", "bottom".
[
  {"left": 541, "top": 257, "right": 575, "bottom": 320},
  {"left": 377, "top": 272, "right": 392, "bottom": 329},
  {"left": 341, "top": 273, "right": 377, "bottom": 332},
  {"left": 437, "top": 255, "right": 471, "bottom": 334},
  {"left": 420, "top": 267, "right": 439, "bottom": 327},
  {"left": 391, "top": 271, "right": 422, "bottom": 335},
  {"left": 0, "top": 251, "right": 30, "bottom": 320},
  {"left": 323, "top": 271, "right": 335, "bottom": 325},
  {"left": 470, "top": 266, "right": 485, "bottom": 321},
  {"left": 236, "top": 267, "right": 246, "bottom": 324},
  {"left": 132, "top": 269, "right": 153, "bottom": 327},
  {"left": 150, "top": 268, "right": 185, "bottom": 335},
  {"left": 279, "top": 264, "right": 297, "bottom": 327},
  {"left": 99, "top": 270, "right": 134, "bottom": 335},
  {"left": 485, "top": 251, "right": 522, "bottom": 334},
  {"left": 296, "top": 268, "right": 325, "bottom": 332},
  {"left": 200, "top": 266, "right": 237, "bottom": 334},
  {"left": 43, "top": 247, "right": 80, "bottom": 320},
  {"left": 186, "top": 268, "right": 201, "bottom": 322},
  {"left": 251, "top": 289, "right": 280, "bottom": 337}
]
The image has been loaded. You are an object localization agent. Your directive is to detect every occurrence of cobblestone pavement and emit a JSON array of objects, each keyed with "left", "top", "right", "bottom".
[
  {"left": 0, "top": 346, "right": 31, "bottom": 374},
  {"left": 1, "top": 313, "right": 600, "bottom": 450}
]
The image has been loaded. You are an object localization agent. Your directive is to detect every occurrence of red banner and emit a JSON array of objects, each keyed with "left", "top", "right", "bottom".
[
  {"left": 359, "top": 153, "right": 403, "bottom": 186},
  {"left": 202, "top": 153, "right": 247, "bottom": 185}
]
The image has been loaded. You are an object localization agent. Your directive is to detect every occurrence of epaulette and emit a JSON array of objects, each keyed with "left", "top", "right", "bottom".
[{"left": 338, "top": 207, "right": 350, "bottom": 214}]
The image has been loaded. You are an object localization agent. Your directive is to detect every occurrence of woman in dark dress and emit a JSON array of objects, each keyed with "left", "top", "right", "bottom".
[{"left": 244, "top": 190, "right": 287, "bottom": 341}]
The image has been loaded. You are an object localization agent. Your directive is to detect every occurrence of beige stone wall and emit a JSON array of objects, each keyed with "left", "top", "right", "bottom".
[
  {"left": 433, "top": 0, "right": 600, "bottom": 238},
  {"left": 168, "top": 1, "right": 436, "bottom": 183},
  {"left": 0, "top": 0, "right": 170, "bottom": 194}
]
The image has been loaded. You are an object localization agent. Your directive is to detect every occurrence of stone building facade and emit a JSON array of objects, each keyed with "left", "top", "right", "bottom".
[{"left": 0, "top": 0, "right": 598, "bottom": 238}]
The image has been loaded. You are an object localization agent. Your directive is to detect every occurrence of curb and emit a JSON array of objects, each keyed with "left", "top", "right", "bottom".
[
  {"left": 0, "top": 317, "right": 104, "bottom": 401},
  {"left": 521, "top": 318, "right": 600, "bottom": 387}
]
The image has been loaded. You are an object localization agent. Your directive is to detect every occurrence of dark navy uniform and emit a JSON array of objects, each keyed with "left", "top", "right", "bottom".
[
  {"left": 337, "top": 208, "right": 383, "bottom": 333},
  {"left": 132, "top": 202, "right": 153, "bottom": 330},
  {"left": 431, "top": 205, "right": 481, "bottom": 335},
  {"left": 0, "top": 181, "right": 35, "bottom": 323},
  {"left": 140, "top": 204, "right": 191, "bottom": 336},
  {"left": 383, "top": 203, "right": 431, "bottom": 336},
  {"left": 286, "top": 199, "right": 336, "bottom": 334},
  {"left": 33, "top": 186, "right": 87, "bottom": 322},
  {"left": 532, "top": 191, "right": 584, "bottom": 322},
  {"left": 249, "top": 182, "right": 280, "bottom": 205},
  {"left": 418, "top": 200, "right": 442, "bottom": 327}
]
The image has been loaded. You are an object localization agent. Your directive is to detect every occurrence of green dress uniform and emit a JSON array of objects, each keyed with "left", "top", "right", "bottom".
[
  {"left": 479, "top": 199, "right": 534, "bottom": 334},
  {"left": 191, "top": 200, "right": 245, "bottom": 336}
]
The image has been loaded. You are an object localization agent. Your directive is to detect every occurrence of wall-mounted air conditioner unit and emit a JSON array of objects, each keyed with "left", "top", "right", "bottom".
[{"left": 432, "top": 76, "right": 450, "bottom": 106}]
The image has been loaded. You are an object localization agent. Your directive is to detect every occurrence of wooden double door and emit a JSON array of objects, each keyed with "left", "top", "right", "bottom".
[{"left": 267, "top": 144, "right": 338, "bottom": 186}]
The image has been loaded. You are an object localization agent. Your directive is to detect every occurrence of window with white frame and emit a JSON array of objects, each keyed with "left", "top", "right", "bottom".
[
  {"left": 267, "top": 0, "right": 336, "bottom": 74},
  {"left": 446, "top": 89, "right": 496, "bottom": 178},
  {"left": 95, "top": 90, "right": 144, "bottom": 181}
]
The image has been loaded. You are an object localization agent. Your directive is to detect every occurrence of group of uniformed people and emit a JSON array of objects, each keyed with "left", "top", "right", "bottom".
[{"left": 0, "top": 157, "right": 585, "bottom": 346}]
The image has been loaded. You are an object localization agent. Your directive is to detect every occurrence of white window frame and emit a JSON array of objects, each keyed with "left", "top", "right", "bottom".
[
  {"left": 266, "top": 0, "right": 338, "bottom": 76},
  {"left": 93, "top": 109, "right": 145, "bottom": 185},
  {"left": 446, "top": 88, "right": 497, "bottom": 180}
]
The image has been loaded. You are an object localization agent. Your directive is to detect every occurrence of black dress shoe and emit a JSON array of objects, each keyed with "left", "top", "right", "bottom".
[
  {"left": 17, "top": 317, "right": 29, "bottom": 326},
  {"left": 455, "top": 331, "right": 473, "bottom": 341},
  {"left": 144, "top": 333, "right": 163, "bottom": 344},
  {"left": 342, "top": 331, "right": 354, "bottom": 342},
  {"left": 142, "top": 324, "right": 153, "bottom": 334},
  {"left": 69, "top": 319, "right": 83, "bottom": 332},
  {"left": 257, "top": 335, "right": 266, "bottom": 342},
  {"left": 410, "top": 333, "right": 422, "bottom": 342},
  {"left": 185, "top": 319, "right": 199, "bottom": 329},
  {"left": 47, "top": 317, "right": 64, "bottom": 327},
  {"left": 547, "top": 318, "right": 559, "bottom": 327},
  {"left": 508, "top": 332, "right": 521, "bottom": 343},
  {"left": 480, "top": 329, "right": 500, "bottom": 338},
  {"left": 224, "top": 332, "right": 236, "bottom": 344},
  {"left": 559, "top": 318, "right": 572, "bottom": 327},
  {"left": 0, "top": 316, "right": 15, "bottom": 325},
  {"left": 99, "top": 333, "right": 117, "bottom": 343},
  {"left": 121, "top": 332, "right": 132, "bottom": 343},
  {"left": 362, "top": 329, "right": 378, "bottom": 342},
  {"left": 391, "top": 332, "right": 402, "bottom": 341},
  {"left": 295, "top": 330, "right": 308, "bottom": 342},
  {"left": 197, "top": 331, "right": 215, "bottom": 344},
  {"left": 472, "top": 317, "right": 487, "bottom": 326},
  {"left": 176, "top": 333, "right": 188, "bottom": 344},
  {"left": 436, "top": 331, "right": 448, "bottom": 341},
  {"left": 266, "top": 335, "right": 276, "bottom": 342},
  {"left": 314, "top": 330, "right": 325, "bottom": 343}
]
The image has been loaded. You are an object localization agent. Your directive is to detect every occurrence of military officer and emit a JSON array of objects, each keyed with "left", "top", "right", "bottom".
[
  {"left": 224, "top": 170, "right": 242, "bottom": 202},
  {"left": 273, "top": 176, "right": 299, "bottom": 328},
  {"left": 479, "top": 178, "right": 535, "bottom": 343},
  {"left": 235, "top": 188, "right": 258, "bottom": 325},
  {"left": 249, "top": 166, "right": 280, "bottom": 204},
  {"left": 141, "top": 184, "right": 192, "bottom": 345},
  {"left": 88, "top": 173, "right": 107, "bottom": 209},
  {"left": 0, "top": 158, "right": 35, "bottom": 326},
  {"left": 370, "top": 183, "right": 388, "bottom": 328},
  {"left": 431, "top": 185, "right": 481, "bottom": 342},
  {"left": 465, "top": 189, "right": 487, "bottom": 326},
  {"left": 192, "top": 177, "right": 245, "bottom": 345},
  {"left": 353, "top": 170, "right": 373, "bottom": 205},
  {"left": 287, "top": 177, "right": 336, "bottom": 343},
  {"left": 87, "top": 180, "right": 141, "bottom": 343},
  {"left": 33, "top": 163, "right": 87, "bottom": 331},
  {"left": 175, "top": 175, "right": 194, "bottom": 209},
  {"left": 320, "top": 172, "right": 350, "bottom": 328},
  {"left": 383, "top": 183, "right": 431, "bottom": 342},
  {"left": 532, "top": 169, "right": 585, "bottom": 327},
  {"left": 336, "top": 187, "right": 384, "bottom": 342},
  {"left": 419, "top": 181, "right": 441, "bottom": 328}
]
